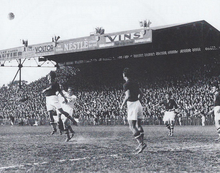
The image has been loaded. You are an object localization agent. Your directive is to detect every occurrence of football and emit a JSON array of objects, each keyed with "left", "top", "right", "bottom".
[{"left": 8, "top": 12, "right": 15, "bottom": 20}]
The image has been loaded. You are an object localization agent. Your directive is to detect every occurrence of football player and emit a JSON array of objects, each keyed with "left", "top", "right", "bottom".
[
  {"left": 208, "top": 82, "right": 220, "bottom": 141},
  {"left": 42, "top": 71, "right": 77, "bottom": 135},
  {"left": 159, "top": 92, "right": 178, "bottom": 136},
  {"left": 56, "top": 86, "right": 79, "bottom": 142},
  {"left": 120, "top": 68, "right": 146, "bottom": 154}
]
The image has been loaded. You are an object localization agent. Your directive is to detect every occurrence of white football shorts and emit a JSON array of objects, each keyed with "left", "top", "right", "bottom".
[
  {"left": 127, "top": 100, "right": 143, "bottom": 121},
  {"left": 46, "top": 95, "right": 62, "bottom": 111},
  {"left": 163, "top": 111, "right": 175, "bottom": 122},
  {"left": 214, "top": 106, "right": 220, "bottom": 129},
  {"left": 61, "top": 104, "right": 74, "bottom": 116}
]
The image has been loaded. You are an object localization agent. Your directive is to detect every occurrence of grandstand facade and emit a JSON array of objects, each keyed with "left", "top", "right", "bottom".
[
  {"left": 41, "top": 20, "right": 220, "bottom": 79},
  {"left": 43, "top": 20, "right": 220, "bottom": 65}
]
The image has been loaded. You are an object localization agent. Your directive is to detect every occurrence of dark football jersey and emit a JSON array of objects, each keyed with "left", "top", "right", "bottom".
[
  {"left": 123, "top": 80, "right": 139, "bottom": 102},
  {"left": 214, "top": 91, "right": 220, "bottom": 106},
  {"left": 160, "top": 99, "right": 178, "bottom": 110},
  {"left": 45, "top": 82, "right": 61, "bottom": 96}
]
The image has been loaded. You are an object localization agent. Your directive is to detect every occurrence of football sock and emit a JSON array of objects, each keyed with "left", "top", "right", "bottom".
[
  {"left": 69, "top": 127, "right": 74, "bottom": 134},
  {"left": 58, "top": 119, "right": 64, "bottom": 131},
  {"left": 64, "top": 114, "right": 77, "bottom": 125},
  {"left": 138, "top": 129, "right": 144, "bottom": 144},
  {"left": 49, "top": 114, "right": 55, "bottom": 123},
  {"left": 166, "top": 124, "right": 171, "bottom": 130},
  {"left": 170, "top": 124, "right": 174, "bottom": 133},
  {"left": 50, "top": 122, "right": 57, "bottom": 133},
  {"left": 217, "top": 127, "right": 220, "bottom": 135},
  {"left": 134, "top": 131, "right": 142, "bottom": 144},
  {"left": 66, "top": 130, "right": 70, "bottom": 140}
]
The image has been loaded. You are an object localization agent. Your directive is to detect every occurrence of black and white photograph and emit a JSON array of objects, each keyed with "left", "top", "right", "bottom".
[{"left": 0, "top": 0, "right": 220, "bottom": 172}]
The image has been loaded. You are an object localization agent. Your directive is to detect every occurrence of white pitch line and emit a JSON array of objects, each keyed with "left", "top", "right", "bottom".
[
  {"left": 69, "top": 157, "right": 89, "bottom": 161},
  {"left": 154, "top": 143, "right": 220, "bottom": 152},
  {"left": 0, "top": 154, "right": 120, "bottom": 171},
  {"left": 1, "top": 144, "right": 218, "bottom": 171},
  {"left": 0, "top": 165, "right": 23, "bottom": 170},
  {"left": 173, "top": 143, "right": 220, "bottom": 151}
]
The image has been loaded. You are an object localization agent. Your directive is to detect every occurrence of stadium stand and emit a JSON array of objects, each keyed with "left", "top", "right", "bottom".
[{"left": 0, "top": 55, "right": 218, "bottom": 126}]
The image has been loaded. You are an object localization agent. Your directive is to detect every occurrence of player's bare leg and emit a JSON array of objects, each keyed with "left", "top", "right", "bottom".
[
  {"left": 165, "top": 121, "right": 172, "bottom": 136},
  {"left": 62, "top": 118, "right": 74, "bottom": 142},
  {"left": 129, "top": 120, "right": 146, "bottom": 154},
  {"left": 135, "top": 119, "right": 146, "bottom": 153},
  {"left": 64, "top": 126, "right": 75, "bottom": 142},
  {"left": 65, "top": 119, "right": 75, "bottom": 138},
  {"left": 129, "top": 120, "right": 141, "bottom": 143}
]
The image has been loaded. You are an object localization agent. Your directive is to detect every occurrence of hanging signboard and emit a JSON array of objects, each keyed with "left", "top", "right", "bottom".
[
  {"left": 54, "top": 29, "right": 152, "bottom": 55},
  {"left": 0, "top": 47, "right": 23, "bottom": 61}
]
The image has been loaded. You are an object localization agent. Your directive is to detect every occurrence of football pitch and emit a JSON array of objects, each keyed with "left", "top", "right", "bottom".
[{"left": 0, "top": 125, "right": 220, "bottom": 173}]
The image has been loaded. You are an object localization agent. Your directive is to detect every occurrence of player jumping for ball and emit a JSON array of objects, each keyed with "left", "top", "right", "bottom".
[
  {"left": 42, "top": 71, "right": 77, "bottom": 135},
  {"left": 120, "top": 68, "right": 146, "bottom": 154}
]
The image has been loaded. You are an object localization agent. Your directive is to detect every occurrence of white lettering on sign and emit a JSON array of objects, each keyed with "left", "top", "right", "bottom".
[{"left": 64, "top": 41, "right": 89, "bottom": 51}]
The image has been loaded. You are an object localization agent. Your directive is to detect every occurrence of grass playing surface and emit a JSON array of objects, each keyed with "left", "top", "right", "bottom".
[{"left": 0, "top": 125, "right": 220, "bottom": 172}]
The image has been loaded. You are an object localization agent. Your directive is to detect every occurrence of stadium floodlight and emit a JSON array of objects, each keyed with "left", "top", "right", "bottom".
[{"left": 52, "top": 35, "right": 60, "bottom": 47}]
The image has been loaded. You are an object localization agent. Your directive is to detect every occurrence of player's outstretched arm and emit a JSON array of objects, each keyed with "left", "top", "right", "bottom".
[{"left": 42, "top": 86, "right": 52, "bottom": 94}]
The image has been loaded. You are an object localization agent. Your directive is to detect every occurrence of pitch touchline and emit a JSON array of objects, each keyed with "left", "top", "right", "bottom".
[{"left": 0, "top": 154, "right": 119, "bottom": 171}]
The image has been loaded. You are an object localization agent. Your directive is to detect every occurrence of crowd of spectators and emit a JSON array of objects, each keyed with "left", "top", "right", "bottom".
[{"left": 0, "top": 57, "right": 219, "bottom": 126}]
